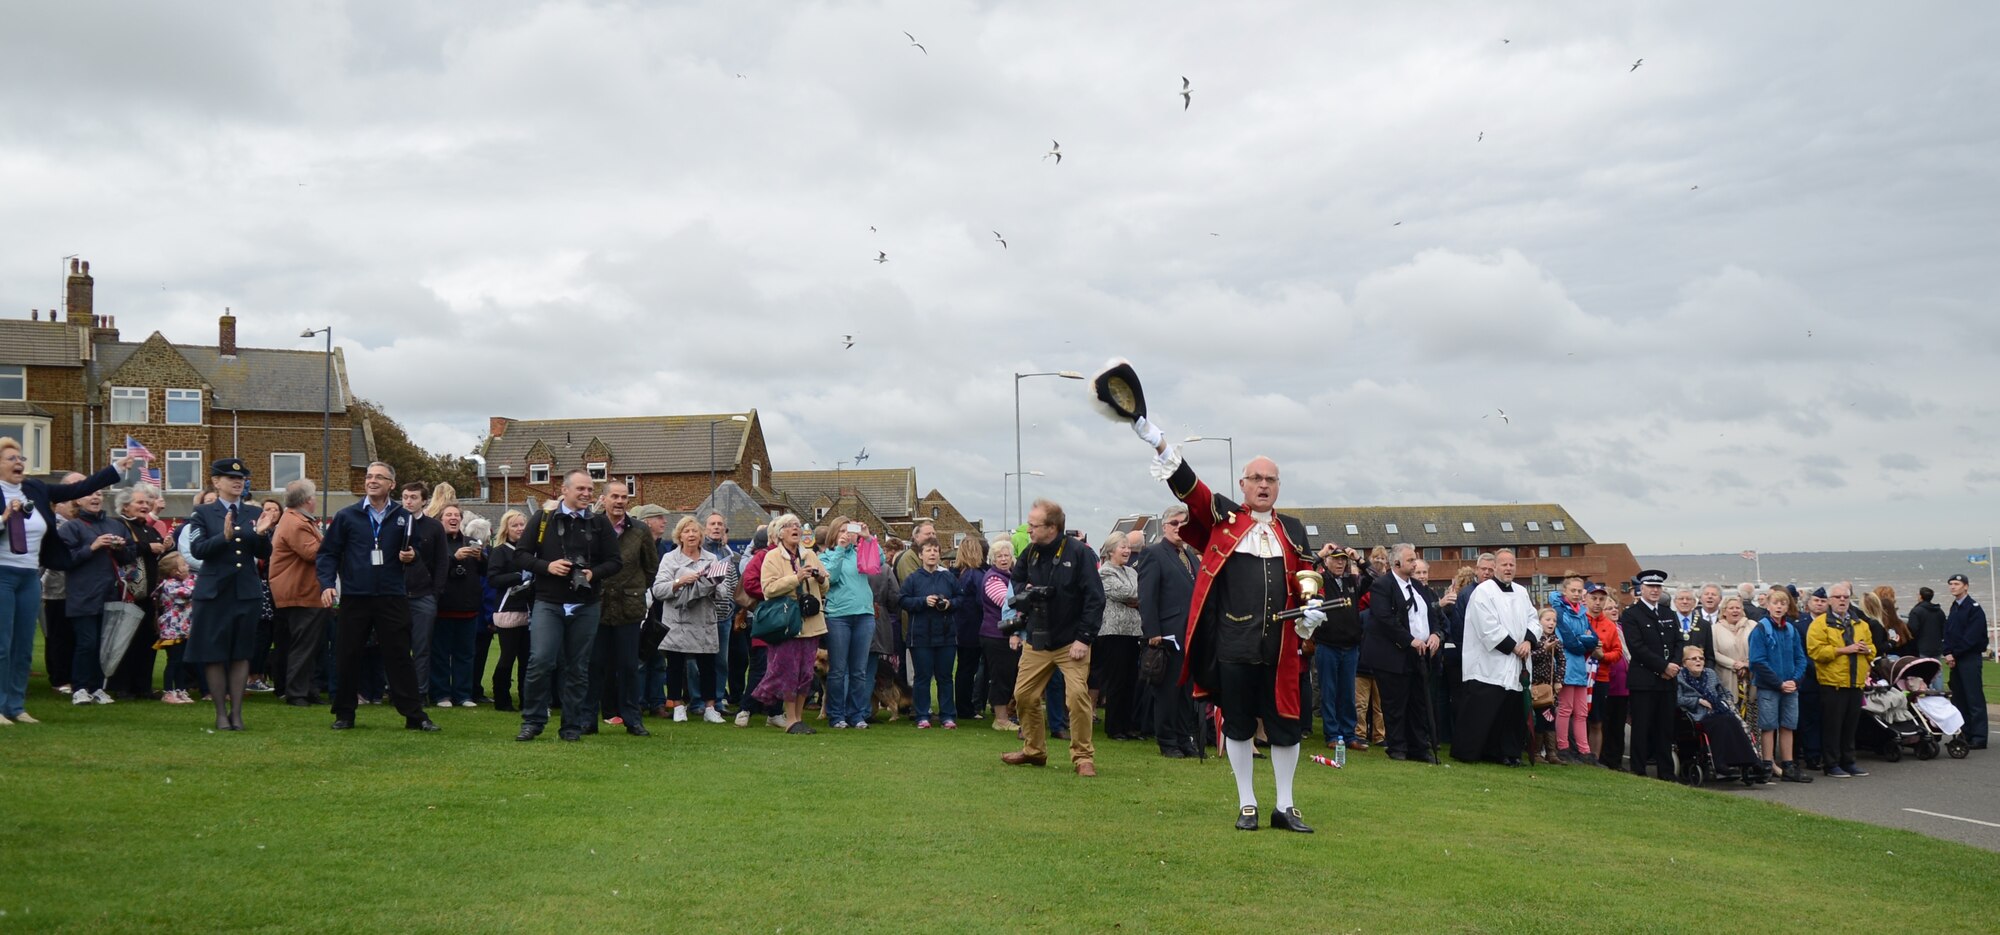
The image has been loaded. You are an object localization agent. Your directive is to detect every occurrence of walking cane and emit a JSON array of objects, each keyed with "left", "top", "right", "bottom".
[{"left": 1414, "top": 647, "right": 1441, "bottom": 759}]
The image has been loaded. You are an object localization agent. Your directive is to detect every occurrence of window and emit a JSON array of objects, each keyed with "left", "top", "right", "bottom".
[
  {"left": 0, "top": 417, "right": 51, "bottom": 473},
  {"left": 751, "top": 462, "right": 761, "bottom": 488},
  {"left": 1500, "top": 521, "right": 1514, "bottom": 532},
  {"left": 1526, "top": 521, "right": 1541, "bottom": 532},
  {"left": 815, "top": 506, "right": 829, "bottom": 520},
  {"left": 624, "top": 475, "right": 638, "bottom": 498},
  {"left": 165, "top": 450, "right": 202, "bottom": 492},
  {"left": 1423, "top": 547, "right": 1443, "bottom": 561},
  {"left": 1551, "top": 520, "right": 1566, "bottom": 531},
  {"left": 1304, "top": 524, "right": 1318, "bottom": 536},
  {"left": 931, "top": 507, "right": 941, "bottom": 519},
  {"left": 1537, "top": 546, "right": 1551, "bottom": 558},
  {"left": 271, "top": 453, "right": 305, "bottom": 491},
  {"left": 1559, "top": 545, "right": 1573, "bottom": 557},
  {"left": 1422, "top": 523, "right": 1438, "bottom": 534},
  {"left": 1460, "top": 547, "right": 1477, "bottom": 560},
  {"left": 107, "top": 447, "right": 141, "bottom": 486},
  {"left": 0, "top": 365, "right": 23, "bottom": 401},
  {"left": 1462, "top": 521, "right": 1476, "bottom": 533},
  {"left": 528, "top": 464, "right": 550, "bottom": 484},
  {"left": 165, "top": 388, "right": 202, "bottom": 425},
  {"left": 1384, "top": 523, "right": 1399, "bottom": 535},
  {"left": 585, "top": 461, "right": 608, "bottom": 482},
  {"left": 110, "top": 386, "right": 147, "bottom": 423},
  {"left": 1344, "top": 524, "right": 1359, "bottom": 536},
  {"left": 953, "top": 533, "right": 967, "bottom": 549}
]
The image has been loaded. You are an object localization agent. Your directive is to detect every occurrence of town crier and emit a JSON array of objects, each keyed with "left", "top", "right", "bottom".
[{"left": 1100, "top": 358, "right": 1324, "bottom": 833}]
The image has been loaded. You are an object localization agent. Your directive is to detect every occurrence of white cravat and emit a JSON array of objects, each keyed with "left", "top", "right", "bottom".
[
  {"left": 1232, "top": 510, "right": 1283, "bottom": 559},
  {"left": 1398, "top": 573, "right": 1430, "bottom": 641}
]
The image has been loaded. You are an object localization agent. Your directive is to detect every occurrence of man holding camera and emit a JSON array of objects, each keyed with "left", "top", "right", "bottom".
[
  {"left": 999, "top": 499, "right": 1107, "bottom": 776},
  {"left": 512, "top": 470, "right": 624, "bottom": 742}
]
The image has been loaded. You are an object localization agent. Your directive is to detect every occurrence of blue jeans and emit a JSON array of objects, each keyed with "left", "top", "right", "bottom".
[
  {"left": 911, "top": 644, "right": 956, "bottom": 722},
  {"left": 523, "top": 601, "right": 601, "bottom": 735},
  {"left": 71, "top": 613, "right": 106, "bottom": 693},
  {"left": 1315, "top": 643, "right": 1359, "bottom": 743},
  {"left": 428, "top": 615, "right": 476, "bottom": 703},
  {"left": 822, "top": 614, "right": 875, "bottom": 725},
  {"left": 0, "top": 567, "right": 41, "bottom": 717}
]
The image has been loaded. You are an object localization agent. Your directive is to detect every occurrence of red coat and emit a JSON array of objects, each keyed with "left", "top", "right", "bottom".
[{"left": 1168, "top": 459, "right": 1313, "bottom": 720}]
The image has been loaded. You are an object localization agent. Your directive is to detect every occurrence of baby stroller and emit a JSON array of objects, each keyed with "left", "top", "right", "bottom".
[
  {"left": 1860, "top": 657, "right": 1925, "bottom": 761},
  {"left": 1887, "top": 657, "right": 1970, "bottom": 760}
]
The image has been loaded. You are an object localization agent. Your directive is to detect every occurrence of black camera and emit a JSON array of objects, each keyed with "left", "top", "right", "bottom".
[
  {"left": 1001, "top": 584, "right": 1054, "bottom": 636},
  {"left": 567, "top": 556, "right": 592, "bottom": 589}
]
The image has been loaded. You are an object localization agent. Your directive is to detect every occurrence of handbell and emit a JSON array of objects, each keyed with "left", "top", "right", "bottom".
[{"left": 1294, "top": 570, "right": 1324, "bottom": 602}]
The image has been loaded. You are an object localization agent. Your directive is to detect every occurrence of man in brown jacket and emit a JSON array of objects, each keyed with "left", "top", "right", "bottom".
[
  {"left": 269, "top": 479, "right": 328, "bottom": 706},
  {"left": 586, "top": 481, "right": 660, "bottom": 736}
]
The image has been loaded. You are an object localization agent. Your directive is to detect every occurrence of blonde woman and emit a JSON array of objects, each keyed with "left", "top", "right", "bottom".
[
  {"left": 654, "top": 515, "right": 725, "bottom": 723},
  {"left": 980, "top": 538, "right": 1022, "bottom": 731},
  {"left": 1710, "top": 596, "right": 1756, "bottom": 706},
  {"left": 485, "top": 510, "right": 533, "bottom": 712},
  {"left": 423, "top": 482, "right": 458, "bottom": 518},
  {"left": 751, "top": 514, "right": 829, "bottom": 734}
]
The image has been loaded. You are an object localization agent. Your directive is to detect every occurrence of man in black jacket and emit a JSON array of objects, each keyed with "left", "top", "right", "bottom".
[
  {"left": 1907, "top": 587, "right": 1946, "bottom": 662},
  {"left": 399, "top": 482, "right": 448, "bottom": 705},
  {"left": 1309, "top": 543, "right": 1364, "bottom": 763},
  {"left": 1000, "top": 498, "right": 1106, "bottom": 776},
  {"left": 1139, "top": 505, "right": 1199, "bottom": 759},
  {"left": 1362, "top": 544, "right": 1438, "bottom": 764},
  {"left": 1620, "top": 569, "right": 1683, "bottom": 780},
  {"left": 314, "top": 462, "right": 437, "bottom": 732},
  {"left": 512, "top": 470, "right": 624, "bottom": 742}
]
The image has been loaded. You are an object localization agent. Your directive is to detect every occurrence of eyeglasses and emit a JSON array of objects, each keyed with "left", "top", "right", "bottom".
[
  {"left": 1241, "top": 474, "right": 1279, "bottom": 485},
  {"left": 1163, "top": 519, "right": 1186, "bottom": 528}
]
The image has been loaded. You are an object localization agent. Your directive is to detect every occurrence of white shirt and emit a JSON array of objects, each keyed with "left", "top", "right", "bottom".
[
  {"left": 0, "top": 480, "right": 48, "bottom": 571},
  {"left": 1464, "top": 578, "right": 1539, "bottom": 689},
  {"left": 1395, "top": 572, "right": 1430, "bottom": 642},
  {"left": 1230, "top": 510, "right": 1284, "bottom": 559}
]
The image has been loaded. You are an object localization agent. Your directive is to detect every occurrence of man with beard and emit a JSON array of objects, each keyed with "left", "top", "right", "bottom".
[{"left": 1454, "top": 549, "right": 1538, "bottom": 766}]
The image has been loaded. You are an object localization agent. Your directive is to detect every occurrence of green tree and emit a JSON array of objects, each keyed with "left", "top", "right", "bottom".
[{"left": 351, "top": 398, "right": 479, "bottom": 495}]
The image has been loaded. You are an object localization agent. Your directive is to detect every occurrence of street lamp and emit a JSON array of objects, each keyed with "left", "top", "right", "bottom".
[
  {"left": 708, "top": 414, "right": 750, "bottom": 505},
  {"left": 1183, "top": 434, "right": 1235, "bottom": 481},
  {"left": 1013, "top": 370, "right": 1084, "bottom": 526},
  {"left": 301, "top": 326, "right": 333, "bottom": 509},
  {"left": 498, "top": 465, "right": 511, "bottom": 508},
  {"left": 1003, "top": 470, "right": 1044, "bottom": 528}
]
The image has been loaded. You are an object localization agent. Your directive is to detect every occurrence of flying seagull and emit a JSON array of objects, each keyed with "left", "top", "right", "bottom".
[
  {"left": 1630, "top": 58, "right": 1643, "bottom": 72},
  {"left": 1180, "top": 76, "right": 1192, "bottom": 111},
  {"left": 1483, "top": 409, "right": 1509, "bottom": 424},
  {"left": 993, "top": 231, "right": 1007, "bottom": 249},
  {"left": 874, "top": 251, "right": 888, "bottom": 264},
  {"left": 904, "top": 31, "right": 926, "bottom": 55},
  {"left": 869, "top": 225, "right": 876, "bottom": 232},
  {"left": 1501, "top": 38, "right": 1510, "bottom": 43},
  {"left": 1477, "top": 131, "right": 1484, "bottom": 142},
  {"left": 1690, "top": 185, "right": 1700, "bottom": 190},
  {"left": 841, "top": 334, "right": 855, "bottom": 349},
  {"left": 1393, "top": 220, "right": 1402, "bottom": 226},
  {"left": 1045, "top": 140, "right": 1061, "bottom": 164}
]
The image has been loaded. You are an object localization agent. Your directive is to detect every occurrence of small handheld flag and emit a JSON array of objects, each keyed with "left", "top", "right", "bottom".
[{"left": 124, "top": 435, "right": 156, "bottom": 462}]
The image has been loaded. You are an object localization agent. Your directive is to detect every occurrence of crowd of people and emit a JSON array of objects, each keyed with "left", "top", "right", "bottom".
[{"left": 0, "top": 436, "right": 1989, "bottom": 807}]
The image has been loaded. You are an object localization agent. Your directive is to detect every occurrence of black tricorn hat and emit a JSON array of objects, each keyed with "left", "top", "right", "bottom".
[{"left": 1090, "top": 358, "right": 1147, "bottom": 422}]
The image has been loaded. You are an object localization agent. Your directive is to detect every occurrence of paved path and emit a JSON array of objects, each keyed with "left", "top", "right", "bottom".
[{"left": 1715, "top": 705, "right": 1996, "bottom": 852}]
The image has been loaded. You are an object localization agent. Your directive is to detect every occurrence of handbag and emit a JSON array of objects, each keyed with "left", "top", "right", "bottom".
[
  {"left": 1531, "top": 682, "right": 1557, "bottom": 709},
  {"left": 750, "top": 595, "right": 803, "bottom": 643},
  {"left": 1138, "top": 643, "right": 1172, "bottom": 685},
  {"left": 856, "top": 535, "right": 883, "bottom": 575},
  {"left": 798, "top": 591, "right": 822, "bottom": 618}
]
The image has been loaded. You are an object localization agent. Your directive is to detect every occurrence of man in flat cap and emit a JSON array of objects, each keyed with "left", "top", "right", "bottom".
[
  {"left": 183, "top": 459, "right": 274, "bottom": 731},
  {"left": 1620, "top": 569, "right": 1682, "bottom": 780}
]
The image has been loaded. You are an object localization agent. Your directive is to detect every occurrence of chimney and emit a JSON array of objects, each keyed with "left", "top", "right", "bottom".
[
  {"left": 489, "top": 416, "right": 514, "bottom": 439},
  {"left": 31, "top": 310, "right": 37, "bottom": 321},
  {"left": 65, "top": 259, "right": 94, "bottom": 329},
  {"left": 219, "top": 307, "right": 237, "bottom": 357}
]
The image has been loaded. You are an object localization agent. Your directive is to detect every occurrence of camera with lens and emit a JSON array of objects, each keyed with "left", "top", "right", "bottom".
[
  {"left": 567, "top": 555, "right": 592, "bottom": 589},
  {"left": 1001, "top": 584, "right": 1054, "bottom": 636}
]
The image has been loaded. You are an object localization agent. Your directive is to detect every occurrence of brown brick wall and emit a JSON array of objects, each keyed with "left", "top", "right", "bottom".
[{"left": 20, "top": 363, "right": 88, "bottom": 471}]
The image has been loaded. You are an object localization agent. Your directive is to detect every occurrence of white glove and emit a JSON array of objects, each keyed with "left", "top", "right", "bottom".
[
  {"left": 1132, "top": 416, "right": 1163, "bottom": 449},
  {"left": 1294, "top": 601, "right": 1326, "bottom": 639}
]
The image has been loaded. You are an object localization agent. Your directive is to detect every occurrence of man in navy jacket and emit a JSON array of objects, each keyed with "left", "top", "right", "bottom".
[
  {"left": 315, "top": 462, "right": 437, "bottom": 732},
  {"left": 1943, "top": 574, "right": 1988, "bottom": 749},
  {"left": 1139, "top": 505, "right": 1199, "bottom": 759}
]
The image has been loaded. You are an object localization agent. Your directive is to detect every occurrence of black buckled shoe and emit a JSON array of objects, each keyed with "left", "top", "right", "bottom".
[
  {"left": 1270, "top": 806, "right": 1315, "bottom": 834},
  {"left": 1235, "top": 806, "right": 1259, "bottom": 831},
  {"left": 330, "top": 719, "right": 353, "bottom": 731},
  {"left": 626, "top": 725, "right": 651, "bottom": 737},
  {"left": 407, "top": 718, "right": 440, "bottom": 732},
  {"left": 515, "top": 726, "right": 540, "bottom": 742}
]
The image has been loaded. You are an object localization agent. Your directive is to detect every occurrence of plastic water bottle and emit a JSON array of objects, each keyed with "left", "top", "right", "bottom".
[{"left": 1334, "top": 738, "right": 1346, "bottom": 768}]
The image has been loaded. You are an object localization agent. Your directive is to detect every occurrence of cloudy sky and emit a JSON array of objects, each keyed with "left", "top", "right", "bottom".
[{"left": 6, "top": 1, "right": 1996, "bottom": 553}]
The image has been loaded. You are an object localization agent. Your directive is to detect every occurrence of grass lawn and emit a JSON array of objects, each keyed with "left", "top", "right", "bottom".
[{"left": 6, "top": 672, "right": 2000, "bottom": 935}]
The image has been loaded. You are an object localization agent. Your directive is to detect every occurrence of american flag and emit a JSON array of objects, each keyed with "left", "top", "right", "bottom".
[
  {"left": 124, "top": 435, "right": 156, "bottom": 461},
  {"left": 142, "top": 466, "right": 162, "bottom": 487},
  {"left": 1740, "top": 549, "right": 1757, "bottom": 561}
]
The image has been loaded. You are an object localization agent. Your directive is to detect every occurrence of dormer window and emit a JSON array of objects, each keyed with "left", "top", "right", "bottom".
[
  {"left": 586, "top": 461, "right": 608, "bottom": 482},
  {"left": 529, "top": 463, "right": 550, "bottom": 485}
]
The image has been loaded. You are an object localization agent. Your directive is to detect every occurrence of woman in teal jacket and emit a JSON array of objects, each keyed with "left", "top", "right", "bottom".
[{"left": 818, "top": 516, "right": 879, "bottom": 730}]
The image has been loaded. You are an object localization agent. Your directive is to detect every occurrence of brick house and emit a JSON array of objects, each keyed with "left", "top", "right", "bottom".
[
  {"left": 769, "top": 467, "right": 983, "bottom": 550},
  {"left": 2, "top": 259, "right": 372, "bottom": 511},
  {"left": 479, "top": 410, "right": 788, "bottom": 514},
  {"left": 1289, "top": 503, "right": 1640, "bottom": 597}
]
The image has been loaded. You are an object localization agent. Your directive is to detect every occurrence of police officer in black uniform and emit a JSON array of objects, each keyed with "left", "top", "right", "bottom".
[
  {"left": 1620, "top": 569, "right": 1683, "bottom": 780},
  {"left": 184, "top": 459, "right": 273, "bottom": 731}
]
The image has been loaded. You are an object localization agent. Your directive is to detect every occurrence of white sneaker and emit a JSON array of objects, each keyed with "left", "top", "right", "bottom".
[
  {"left": 13, "top": 712, "right": 37, "bottom": 724},
  {"left": 673, "top": 706, "right": 689, "bottom": 722},
  {"left": 703, "top": 707, "right": 726, "bottom": 724},
  {"left": 0, "top": 713, "right": 13, "bottom": 726},
  {"left": 733, "top": 710, "right": 751, "bottom": 727},
  {"left": 459, "top": 700, "right": 477, "bottom": 708},
  {"left": 73, "top": 689, "right": 92, "bottom": 706},
  {"left": 767, "top": 713, "right": 791, "bottom": 729},
  {"left": 92, "top": 689, "right": 115, "bottom": 705},
  {"left": 436, "top": 699, "right": 455, "bottom": 708}
]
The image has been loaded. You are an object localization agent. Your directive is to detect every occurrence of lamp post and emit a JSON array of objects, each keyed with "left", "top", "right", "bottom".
[
  {"left": 1013, "top": 370, "right": 1084, "bottom": 526},
  {"left": 708, "top": 414, "right": 750, "bottom": 506},
  {"left": 498, "top": 465, "right": 510, "bottom": 508},
  {"left": 300, "top": 326, "right": 333, "bottom": 509},
  {"left": 1183, "top": 434, "right": 1235, "bottom": 481},
  {"left": 1003, "top": 470, "right": 1044, "bottom": 528}
]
